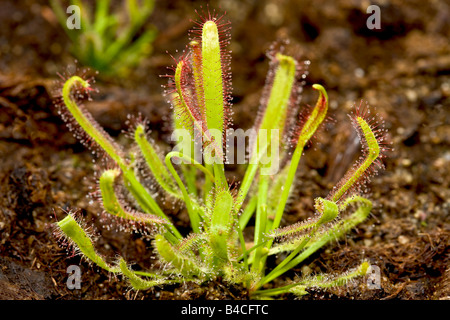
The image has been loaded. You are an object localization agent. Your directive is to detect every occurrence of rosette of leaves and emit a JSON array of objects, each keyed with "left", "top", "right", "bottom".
[{"left": 53, "top": 10, "right": 390, "bottom": 298}]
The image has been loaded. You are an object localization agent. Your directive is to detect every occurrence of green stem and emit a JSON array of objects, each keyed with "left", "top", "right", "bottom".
[
  {"left": 236, "top": 162, "right": 259, "bottom": 212},
  {"left": 257, "top": 226, "right": 317, "bottom": 288},
  {"left": 213, "top": 162, "right": 227, "bottom": 190},
  {"left": 182, "top": 165, "right": 198, "bottom": 196},
  {"left": 121, "top": 166, "right": 181, "bottom": 242},
  {"left": 251, "top": 174, "right": 269, "bottom": 274},
  {"left": 165, "top": 152, "right": 205, "bottom": 232},
  {"left": 203, "top": 163, "right": 214, "bottom": 208},
  {"left": 272, "top": 143, "right": 305, "bottom": 231},
  {"left": 239, "top": 194, "right": 258, "bottom": 230}
]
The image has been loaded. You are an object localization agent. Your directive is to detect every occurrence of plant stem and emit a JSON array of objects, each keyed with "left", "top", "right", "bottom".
[
  {"left": 239, "top": 194, "right": 257, "bottom": 230},
  {"left": 272, "top": 142, "right": 305, "bottom": 231},
  {"left": 165, "top": 152, "right": 203, "bottom": 232},
  {"left": 236, "top": 162, "right": 259, "bottom": 212},
  {"left": 257, "top": 227, "right": 315, "bottom": 288},
  {"left": 251, "top": 174, "right": 269, "bottom": 274}
]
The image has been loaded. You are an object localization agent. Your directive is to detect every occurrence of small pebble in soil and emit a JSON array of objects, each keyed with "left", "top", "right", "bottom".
[
  {"left": 398, "top": 235, "right": 409, "bottom": 245},
  {"left": 400, "top": 158, "right": 412, "bottom": 167}
]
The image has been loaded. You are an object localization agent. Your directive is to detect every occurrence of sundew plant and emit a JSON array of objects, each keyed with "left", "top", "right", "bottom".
[{"left": 53, "top": 9, "right": 390, "bottom": 299}]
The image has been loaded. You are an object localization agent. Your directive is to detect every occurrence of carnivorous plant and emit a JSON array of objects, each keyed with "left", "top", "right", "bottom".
[{"left": 53, "top": 9, "right": 390, "bottom": 298}]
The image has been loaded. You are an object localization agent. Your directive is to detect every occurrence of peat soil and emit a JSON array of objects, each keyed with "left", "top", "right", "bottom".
[{"left": 0, "top": 0, "right": 448, "bottom": 300}]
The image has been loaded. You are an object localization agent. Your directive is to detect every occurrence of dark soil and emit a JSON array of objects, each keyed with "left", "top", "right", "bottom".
[{"left": 0, "top": 0, "right": 448, "bottom": 300}]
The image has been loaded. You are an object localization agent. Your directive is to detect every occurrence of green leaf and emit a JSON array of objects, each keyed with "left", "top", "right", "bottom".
[
  {"left": 61, "top": 76, "right": 125, "bottom": 167},
  {"left": 119, "top": 258, "right": 176, "bottom": 290},
  {"left": 296, "top": 84, "right": 328, "bottom": 146},
  {"left": 201, "top": 21, "right": 225, "bottom": 147},
  {"left": 57, "top": 214, "right": 119, "bottom": 273},
  {"left": 328, "top": 115, "right": 382, "bottom": 203},
  {"left": 154, "top": 234, "right": 204, "bottom": 277},
  {"left": 209, "top": 189, "right": 234, "bottom": 261},
  {"left": 258, "top": 53, "right": 297, "bottom": 142},
  {"left": 99, "top": 169, "right": 168, "bottom": 226},
  {"left": 252, "top": 53, "right": 297, "bottom": 170},
  {"left": 289, "top": 261, "right": 370, "bottom": 297},
  {"left": 134, "top": 124, "right": 179, "bottom": 197}
]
